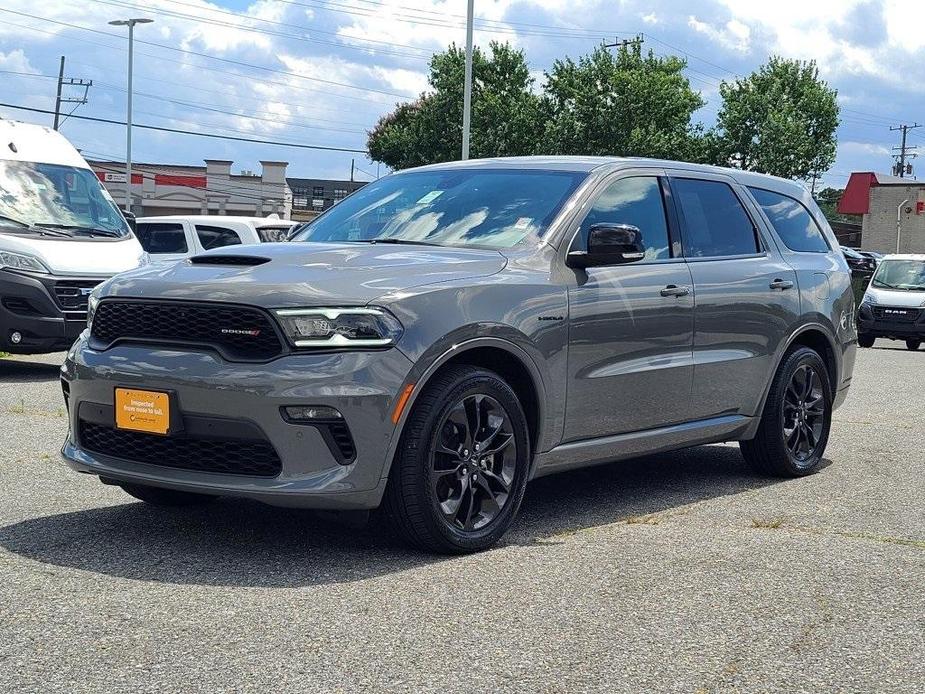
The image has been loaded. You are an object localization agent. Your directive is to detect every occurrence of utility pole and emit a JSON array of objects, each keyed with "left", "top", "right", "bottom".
[
  {"left": 461, "top": 0, "right": 474, "bottom": 160},
  {"left": 52, "top": 56, "right": 93, "bottom": 130},
  {"left": 890, "top": 123, "right": 921, "bottom": 178},
  {"left": 604, "top": 34, "right": 644, "bottom": 52}
]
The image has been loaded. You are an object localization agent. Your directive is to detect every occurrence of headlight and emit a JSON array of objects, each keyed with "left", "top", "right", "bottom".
[
  {"left": 137, "top": 251, "right": 152, "bottom": 267},
  {"left": 86, "top": 293, "right": 100, "bottom": 328},
  {"left": 0, "top": 250, "right": 50, "bottom": 274},
  {"left": 273, "top": 307, "right": 403, "bottom": 348},
  {"left": 861, "top": 294, "right": 876, "bottom": 306}
]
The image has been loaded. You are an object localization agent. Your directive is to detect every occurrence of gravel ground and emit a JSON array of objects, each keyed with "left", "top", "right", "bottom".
[{"left": 0, "top": 343, "right": 923, "bottom": 693}]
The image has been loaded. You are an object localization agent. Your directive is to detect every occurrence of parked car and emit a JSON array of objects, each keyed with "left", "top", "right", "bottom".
[
  {"left": 134, "top": 215, "right": 296, "bottom": 263},
  {"left": 841, "top": 246, "right": 877, "bottom": 276},
  {"left": 857, "top": 254, "right": 925, "bottom": 350},
  {"left": 0, "top": 119, "right": 146, "bottom": 354},
  {"left": 858, "top": 250, "right": 883, "bottom": 267},
  {"left": 61, "top": 157, "right": 856, "bottom": 553}
]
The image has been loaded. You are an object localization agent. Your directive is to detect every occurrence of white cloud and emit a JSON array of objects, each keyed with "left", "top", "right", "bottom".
[
  {"left": 0, "top": 49, "right": 38, "bottom": 74},
  {"left": 687, "top": 15, "right": 751, "bottom": 53}
]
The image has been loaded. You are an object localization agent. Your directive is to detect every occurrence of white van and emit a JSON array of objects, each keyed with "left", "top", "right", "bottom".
[
  {"left": 135, "top": 215, "right": 296, "bottom": 264},
  {"left": 0, "top": 119, "right": 146, "bottom": 354},
  {"left": 857, "top": 254, "right": 925, "bottom": 350}
]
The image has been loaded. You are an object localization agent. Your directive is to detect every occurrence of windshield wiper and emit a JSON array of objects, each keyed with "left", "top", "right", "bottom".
[
  {"left": 359, "top": 238, "right": 444, "bottom": 247},
  {"left": 35, "top": 223, "right": 122, "bottom": 238},
  {"left": 872, "top": 280, "right": 897, "bottom": 289},
  {"left": 0, "top": 213, "right": 32, "bottom": 228}
]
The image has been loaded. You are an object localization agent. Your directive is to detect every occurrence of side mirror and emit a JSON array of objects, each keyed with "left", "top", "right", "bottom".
[
  {"left": 123, "top": 210, "right": 137, "bottom": 233},
  {"left": 567, "top": 223, "right": 646, "bottom": 269}
]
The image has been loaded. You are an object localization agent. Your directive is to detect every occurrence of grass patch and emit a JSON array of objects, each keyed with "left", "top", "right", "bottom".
[
  {"left": 751, "top": 516, "right": 786, "bottom": 529},
  {"left": 625, "top": 514, "right": 661, "bottom": 525}
]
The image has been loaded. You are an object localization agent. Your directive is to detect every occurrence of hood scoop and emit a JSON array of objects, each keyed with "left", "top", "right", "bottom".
[{"left": 190, "top": 254, "right": 271, "bottom": 267}]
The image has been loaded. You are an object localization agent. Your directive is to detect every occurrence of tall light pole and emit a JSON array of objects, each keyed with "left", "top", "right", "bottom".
[
  {"left": 461, "top": 0, "right": 474, "bottom": 160},
  {"left": 109, "top": 17, "right": 153, "bottom": 212}
]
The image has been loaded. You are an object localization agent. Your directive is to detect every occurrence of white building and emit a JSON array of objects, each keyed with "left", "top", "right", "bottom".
[{"left": 90, "top": 159, "right": 292, "bottom": 219}]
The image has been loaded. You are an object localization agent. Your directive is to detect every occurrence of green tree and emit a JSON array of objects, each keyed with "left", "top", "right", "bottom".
[
  {"left": 367, "top": 42, "right": 543, "bottom": 169},
  {"left": 716, "top": 57, "right": 839, "bottom": 180},
  {"left": 540, "top": 44, "right": 705, "bottom": 159},
  {"left": 815, "top": 187, "right": 860, "bottom": 224}
]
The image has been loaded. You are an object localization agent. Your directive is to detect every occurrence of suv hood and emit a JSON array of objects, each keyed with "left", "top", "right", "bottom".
[
  {"left": 864, "top": 284, "right": 925, "bottom": 308},
  {"left": 100, "top": 242, "right": 508, "bottom": 307}
]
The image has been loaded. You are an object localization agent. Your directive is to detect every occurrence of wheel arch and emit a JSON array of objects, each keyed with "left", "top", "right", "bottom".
[
  {"left": 744, "top": 322, "right": 841, "bottom": 440},
  {"left": 382, "top": 337, "right": 548, "bottom": 482}
]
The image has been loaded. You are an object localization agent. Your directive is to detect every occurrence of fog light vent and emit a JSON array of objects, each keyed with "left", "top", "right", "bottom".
[{"left": 283, "top": 405, "right": 343, "bottom": 421}]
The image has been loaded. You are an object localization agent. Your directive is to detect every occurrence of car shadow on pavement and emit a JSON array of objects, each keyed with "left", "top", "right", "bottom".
[
  {"left": 0, "top": 357, "right": 64, "bottom": 384},
  {"left": 0, "top": 444, "right": 787, "bottom": 588}
]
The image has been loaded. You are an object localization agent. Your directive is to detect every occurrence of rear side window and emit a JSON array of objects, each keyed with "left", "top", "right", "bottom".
[
  {"left": 575, "top": 176, "right": 671, "bottom": 260},
  {"left": 749, "top": 188, "right": 830, "bottom": 253},
  {"left": 673, "top": 178, "right": 759, "bottom": 258},
  {"left": 136, "top": 223, "right": 187, "bottom": 254},
  {"left": 195, "top": 225, "right": 242, "bottom": 250}
]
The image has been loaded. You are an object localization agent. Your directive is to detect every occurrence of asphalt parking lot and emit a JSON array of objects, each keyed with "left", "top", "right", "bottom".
[{"left": 1, "top": 344, "right": 923, "bottom": 693}]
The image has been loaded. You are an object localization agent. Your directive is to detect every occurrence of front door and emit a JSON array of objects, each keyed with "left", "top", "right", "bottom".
[
  {"left": 667, "top": 172, "right": 801, "bottom": 420},
  {"left": 564, "top": 173, "right": 695, "bottom": 442}
]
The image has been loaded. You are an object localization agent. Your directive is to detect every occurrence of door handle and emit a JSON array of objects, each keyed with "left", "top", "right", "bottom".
[
  {"left": 660, "top": 284, "right": 690, "bottom": 297},
  {"left": 769, "top": 279, "right": 794, "bottom": 290}
]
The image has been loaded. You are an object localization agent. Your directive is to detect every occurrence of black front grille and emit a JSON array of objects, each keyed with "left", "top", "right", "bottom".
[
  {"left": 53, "top": 279, "right": 103, "bottom": 312},
  {"left": 78, "top": 420, "right": 282, "bottom": 477},
  {"left": 873, "top": 306, "right": 921, "bottom": 323},
  {"left": 90, "top": 300, "right": 284, "bottom": 360}
]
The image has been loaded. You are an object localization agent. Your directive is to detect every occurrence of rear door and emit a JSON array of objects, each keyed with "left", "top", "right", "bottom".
[
  {"left": 564, "top": 170, "right": 695, "bottom": 441},
  {"left": 193, "top": 223, "right": 245, "bottom": 253},
  {"left": 668, "top": 172, "right": 800, "bottom": 420}
]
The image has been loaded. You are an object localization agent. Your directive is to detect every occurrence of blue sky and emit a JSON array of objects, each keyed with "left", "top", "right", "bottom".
[{"left": 1, "top": 0, "right": 923, "bottom": 187}]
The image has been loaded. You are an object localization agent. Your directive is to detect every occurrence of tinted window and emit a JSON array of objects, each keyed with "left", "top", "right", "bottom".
[
  {"left": 136, "top": 223, "right": 187, "bottom": 254},
  {"left": 294, "top": 169, "right": 587, "bottom": 249},
  {"left": 195, "top": 224, "right": 242, "bottom": 250},
  {"left": 673, "top": 178, "right": 759, "bottom": 257},
  {"left": 575, "top": 177, "right": 671, "bottom": 260},
  {"left": 749, "top": 188, "right": 830, "bottom": 253}
]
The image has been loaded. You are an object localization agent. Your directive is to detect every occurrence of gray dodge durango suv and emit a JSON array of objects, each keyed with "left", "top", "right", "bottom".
[{"left": 61, "top": 157, "right": 856, "bottom": 553}]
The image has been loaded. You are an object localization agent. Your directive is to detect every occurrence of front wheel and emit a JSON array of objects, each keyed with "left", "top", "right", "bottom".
[
  {"left": 858, "top": 333, "right": 875, "bottom": 348},
  {"left": 384, "top": 365, "right": 531, "bottom": 554},
  {"left": 906, "top": 339, "right": 922, "bottom": 351},
  {"left": 740, "top": 347, "right": 832, "bottom": 477}
]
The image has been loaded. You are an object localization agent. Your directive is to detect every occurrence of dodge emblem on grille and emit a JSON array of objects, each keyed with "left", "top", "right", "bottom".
[{"left": 220, "top": 328, "right": 262, "bottom": 336}]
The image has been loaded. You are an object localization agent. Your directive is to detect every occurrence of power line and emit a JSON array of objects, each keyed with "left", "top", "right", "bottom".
[
  {"left": 0, "top": 8, "right": 413, "bottom": 100},
  {"left": 0, "top": 102, "right": 369, "bottom": 153},
  {"left": 890, "top": 123, "right": 921, "bottom": 178}
]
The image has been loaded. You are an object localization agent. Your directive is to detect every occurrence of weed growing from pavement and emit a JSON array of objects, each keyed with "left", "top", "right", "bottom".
[{"left": 751, "top": 516, "right": 786, "bottom": 529}]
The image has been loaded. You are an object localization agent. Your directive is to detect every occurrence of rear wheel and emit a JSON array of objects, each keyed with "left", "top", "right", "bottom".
[
  {"left": 906, "top": 339, "right": 921, "bottom": 351},
  {"left": 740, "top": 347, "right": 832, "bottom": 477},
  {"left": 858, "top": 333, "right": 875, "bottom": 348},
  {"left": 384, "top": 365, "right": 530, "bottom": 554},
  {"left": 118, "top": 483, "right": 217, "bottom": 507}
]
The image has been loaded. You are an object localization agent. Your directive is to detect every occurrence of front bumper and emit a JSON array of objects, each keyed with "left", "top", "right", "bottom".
[
  {"left": 857, "top": 304, "right": 925, "bottom": 339},
  {"left": 60, "top": 335, "right": 414, "bottom": 509},
  {"left": 0, "top": 268, "right": 106, "bottom": 353}
]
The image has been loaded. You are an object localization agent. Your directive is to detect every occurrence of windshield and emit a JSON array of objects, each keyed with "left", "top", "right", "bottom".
[
  {"left": 871, "top": 259, "right": 925, "bottom": 291},
  {"left": 292, "top": 169, "right": 587, "bottom": 249},
  {"left": 0, "top": 161, "right": 130, "bottom": 237}
]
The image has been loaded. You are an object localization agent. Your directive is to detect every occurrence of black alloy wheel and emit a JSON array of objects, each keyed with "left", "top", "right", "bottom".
[
  {"left": 781, "top": 364, "right": 826, "bottom": 464},
  {"left": 431, "top": 394, "right": 517, "bottom": 532},
  {"left": 906, "top": 339, "right": 921, "bottom": 351}
]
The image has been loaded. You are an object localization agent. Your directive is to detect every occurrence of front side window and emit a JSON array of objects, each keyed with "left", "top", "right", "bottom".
[
  {"left": 673, "top": 178, "right": 759, "bottom": 258},
  {"left": 195, "top": 224, "right": 242, "bottom": 250},
  {"left": 293, "top": 169, "right": 587, "bottom": 249},
  {"left": 136, "top": 223, "right": 188, "bottom": 254},
  {"left": 871, "top": 259, "right": 925, "bottom": 291},
  {"left": 573, "top": 176, "right": 671, "bottom": 260},
  {"left": 749, "top": 187, "right": 830, "bottom": 253},
  {"left": 0, "top": 161, "right": 130, "bottom": 237}
]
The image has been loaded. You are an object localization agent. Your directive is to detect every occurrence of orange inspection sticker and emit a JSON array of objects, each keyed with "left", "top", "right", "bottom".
[{"left": 114, "top": 388, "right": 170, "bottom": 435}]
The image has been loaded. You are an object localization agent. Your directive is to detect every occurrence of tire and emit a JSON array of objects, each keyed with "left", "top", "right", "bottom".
[
  {"left": 906, "top": 339, "right": 921, "bottom": 351},
  {"left": 118, "top": 483, "right": 217, "bottom": 507},
  {"left": 858, "top": 333, "right": 875, "bottom": 348},
  {"left": 740, "top": 346, "right": 832, "bottom": 477},
  {"left": 383, "top": 365, "right": 531, "bottom": 554}
]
